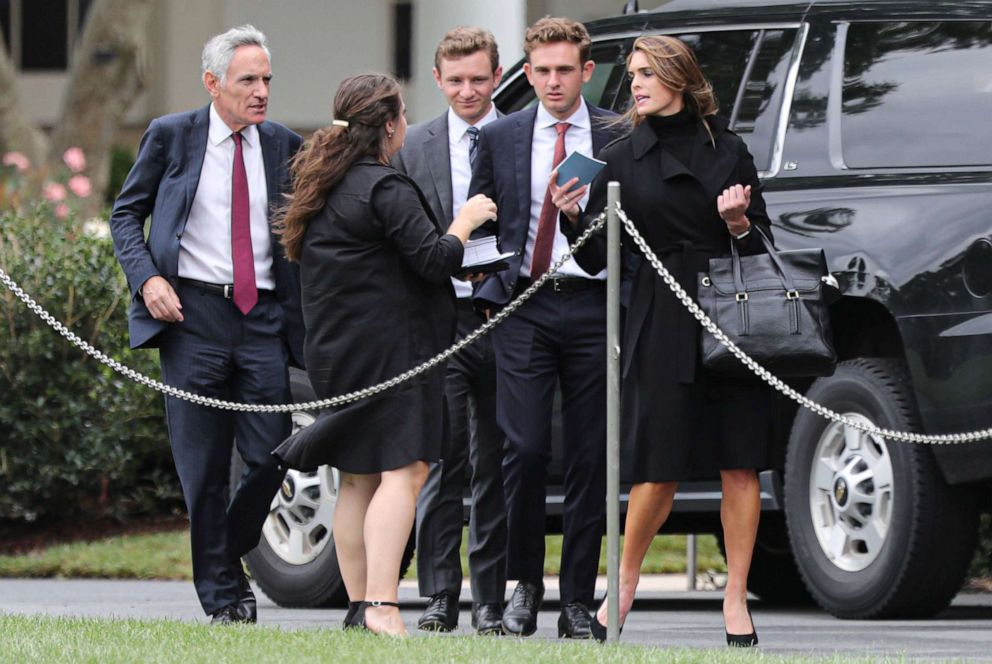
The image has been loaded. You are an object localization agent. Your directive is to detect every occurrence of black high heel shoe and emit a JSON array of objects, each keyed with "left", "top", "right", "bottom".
[
  {"left": 725, "top": 606, "right": 758, "bottom": 648},
  {"left": 589, "top": 597, "right": 624, "bottom": 643},
  {"left": 343, "top": 601, "right": 363, "bottom": 629}
]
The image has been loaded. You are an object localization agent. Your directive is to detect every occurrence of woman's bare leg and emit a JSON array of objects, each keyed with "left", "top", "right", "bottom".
[
  {"left": 597, "top": 481, "right": 678, "bottom": 627},
  {"left": 719, "top": 469, "right": 760, "bottom": 635},
  {"left": 334, "top": 472, "right": 381, "bottom": 604},
  {"left": 362, "top": 460, "right": 430, "bottom": 636}
]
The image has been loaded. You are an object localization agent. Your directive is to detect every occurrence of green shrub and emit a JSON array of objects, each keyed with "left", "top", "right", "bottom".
[
  {"left": 0, "top": 204, "right": 181, "bottom": 524},
  {"left": 105, "top": 145, "right": 135, "bottom": 206}
]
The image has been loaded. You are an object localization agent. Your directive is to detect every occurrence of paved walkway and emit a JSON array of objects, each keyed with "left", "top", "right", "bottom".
[{"left": 2, "top": 577, "right": 992, "bottom": 660}]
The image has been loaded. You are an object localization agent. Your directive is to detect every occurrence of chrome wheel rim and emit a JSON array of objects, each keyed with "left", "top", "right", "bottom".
[
  {"left": 808, "top": 413, "right": 894, "bottom": 572},
  {"left": 261, "top": 411, "right": 338, "bottom": 565}
]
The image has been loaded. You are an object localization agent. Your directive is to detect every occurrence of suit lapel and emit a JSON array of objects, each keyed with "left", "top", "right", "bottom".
[
  {"left": 184, "top": 106, "right": 210, "bottom": 224},
  {"left": 513, "top": 108, "right": 537, "bottom": 227},
  {"left": 424, "top": 115, "right": 453, "bottom": 223},
  {"left": 257, "top": 121, "right": 279, "bottom": 208},
  {"left": 589, "top": 106, "right": 615, "bottom": 155}
]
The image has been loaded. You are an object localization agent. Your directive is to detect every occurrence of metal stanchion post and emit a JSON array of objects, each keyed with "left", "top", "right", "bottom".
[
  {"left": 606, "top": 182, "right": 621, "bottom": 642},
  {"left": 687, "top": 534, "right": 697, "bottom": 590}
]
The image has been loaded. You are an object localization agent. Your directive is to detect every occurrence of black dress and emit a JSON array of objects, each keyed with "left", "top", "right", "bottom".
[
  {"left": 273, "top": 158, "right": 463, "bottom": 474},
  {"left": 566, "top": 110, "right": 773, "bottom": 482}
]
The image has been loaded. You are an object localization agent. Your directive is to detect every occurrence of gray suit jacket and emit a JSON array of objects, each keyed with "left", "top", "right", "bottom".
[{"left": 393, "top": 109, "right": 503, "bottom": 226}]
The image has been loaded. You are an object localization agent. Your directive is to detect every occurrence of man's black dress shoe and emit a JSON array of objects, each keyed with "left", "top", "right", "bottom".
[
  {"left": 210, "top": 604, "right": 248, "bottom": 625},
  {"left": 501, "top": 581, "right": 543, "bottom": 637},
  {"left": 471, "top": 602, "right": 504, "bottom": 635},
  {"left": 417, "top": 592, "right": 459, "bottom": 632},
  {"left": 557, "top": 601, "right": 592, "bottom": 639},
  {"left": 234, "top": 567, "right": 257, "bottom": 624}
]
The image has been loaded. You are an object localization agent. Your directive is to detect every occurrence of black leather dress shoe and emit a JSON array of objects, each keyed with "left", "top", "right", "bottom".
[
  {"left": 210, "top": 604, "right": 246, "bottom": 625},
  {"left": 501, "top": 581, "right": 543, "bottom": 637},
  {"left": 417, "top": 592, "right": 459, "bottom": 632},
  {"left": 234, "top": 567, "right": 257, "bottom": 624},
  {"left": 471, "top": 602, "right": 504, "bottom": 635},
  {"left": 557, "top": 601, "right": 592, "bottom": 639}
]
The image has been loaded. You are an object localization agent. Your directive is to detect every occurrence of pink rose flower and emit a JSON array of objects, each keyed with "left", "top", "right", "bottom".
[
  {"left": 68, "top": 174, "right": 92, "bottom": 198},
  {"left": 54, "top": 203, "right": 70, "bottom": 219},
  {"left": 3, "top": 152, "right": 30, "bottom": 172},
  {"left": 62, "top": 147, "right": 86, "bottom": 173},
  {"left": 43, "top": 181, "right": 68, "bottom": 202}
]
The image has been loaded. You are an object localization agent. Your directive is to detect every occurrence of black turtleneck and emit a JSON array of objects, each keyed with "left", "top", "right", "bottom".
[{"left": 645, "top": 108, "right": 699, "bottom": 170}]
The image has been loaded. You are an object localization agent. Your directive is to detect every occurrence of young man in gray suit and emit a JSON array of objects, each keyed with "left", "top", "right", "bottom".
[
  {"left": 109, "top": 25, "right": 302, "bottom": 625},
  {"left": 393, "top": 26, "right": 506, "bottom": 636}
]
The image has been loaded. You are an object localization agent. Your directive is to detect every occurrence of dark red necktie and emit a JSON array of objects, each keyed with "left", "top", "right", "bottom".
[
  {"left": 530, "top": 121, "right": 570, "bottom": 278},
  {"left": 231, "top": 132, "right": 257, "bottom": 315}
]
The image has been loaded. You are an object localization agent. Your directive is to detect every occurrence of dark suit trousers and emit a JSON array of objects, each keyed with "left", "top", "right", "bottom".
[
  {"left": 158, "top": 284, "right": 290, "bottom": 615},
  {"left": 416, "top": 300, "right": 507, "bottom": 603},
  {"left": 492, "top": 284, "right": 607, "bottom": 607}
]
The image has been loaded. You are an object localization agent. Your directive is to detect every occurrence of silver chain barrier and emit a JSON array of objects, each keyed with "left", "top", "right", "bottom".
[
  {"left": 3, "top": 204, "right": 991, "bottom": 444},
  {"left": 0, "top": 215, "right": 606, "bottom": 414},
  {"left": 616, "top": 204, "right": 992, "bottom": 445}
]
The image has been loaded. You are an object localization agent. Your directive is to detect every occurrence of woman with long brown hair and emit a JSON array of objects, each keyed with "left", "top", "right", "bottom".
[
  {"left": 552, "top": 35, "right": 772, "bottom": 646},
  {"left": 272, "top": 73, "right": 496, "bottom": 636}
]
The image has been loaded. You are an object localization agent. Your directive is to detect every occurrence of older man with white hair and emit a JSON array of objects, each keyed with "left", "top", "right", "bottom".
[{"left": 110, "top": 25, "right": 303, "bottom": 624}]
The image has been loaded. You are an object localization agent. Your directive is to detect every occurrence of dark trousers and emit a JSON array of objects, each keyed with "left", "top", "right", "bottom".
[
  {"left": 416, "top": 300, "right": 507, "bottom": 604},
  {"left": 159, "top": 284, "right": 290, "bottom": 615},
  {"left": 491, "top": 284, "right": 607, "bottom": 607}
]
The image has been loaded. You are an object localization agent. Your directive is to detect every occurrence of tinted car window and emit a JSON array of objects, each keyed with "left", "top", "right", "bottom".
[
  {"left": 495, "top": 39, "right": 630, "bottom": 114},
  {"left": 731, "top": 28, "right": 798, "bottom": 172},
  {"left": 616, "top": 29, "right": 796, "bottom": 172},
  {"left": 841, "top": 21, "right": 992, "bottom": 168}
]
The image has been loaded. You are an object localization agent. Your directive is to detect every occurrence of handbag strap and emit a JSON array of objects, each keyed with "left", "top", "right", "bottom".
[{"left": 729, "top": 225, "right": 800, "bottom": 297}]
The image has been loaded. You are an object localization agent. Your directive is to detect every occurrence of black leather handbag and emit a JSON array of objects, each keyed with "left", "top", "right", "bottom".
[{"left": 697, "top": 226, "right": 837, "bottom": 378}]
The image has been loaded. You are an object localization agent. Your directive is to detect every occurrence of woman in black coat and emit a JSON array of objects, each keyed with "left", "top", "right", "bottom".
[
  {"left": 272, "top": 74, "right": 496, "bottom": 636},
  {"left": 552, "top": 36, "right": 772, "bottom": 646}
]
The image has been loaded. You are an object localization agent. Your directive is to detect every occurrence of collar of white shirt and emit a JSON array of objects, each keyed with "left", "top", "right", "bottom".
[
  {"left": 535, "top": 97, "right": 590, "bottom": 133},
  {"left": 208, "top": 103, "right": 260, "bottom": 148},
  {"left": 447, "top": 104, "right": 499, "bottom": 144}
]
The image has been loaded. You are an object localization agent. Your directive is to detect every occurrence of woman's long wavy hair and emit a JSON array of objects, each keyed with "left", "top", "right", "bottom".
[
  {"left": 620, "top": 35, "right": 719, "bottom": 144},
  {"left": 275, "top": 73, "right": 402, "bottom": 261}
]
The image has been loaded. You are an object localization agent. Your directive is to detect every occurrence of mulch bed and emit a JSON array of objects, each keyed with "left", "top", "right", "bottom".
[{"left": 0, "top": 515, "right": 188, "bottom": 555}]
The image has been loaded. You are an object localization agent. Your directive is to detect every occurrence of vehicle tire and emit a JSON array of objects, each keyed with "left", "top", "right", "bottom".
[
  {"left": 717, "top": 516, "right": 812, "bottom": 605},
  {"left": 230, "top": 367, "right": 413, "bottom": 608},
  {"left": 784, "top": 358, "right": 977, "bottom": 619}
]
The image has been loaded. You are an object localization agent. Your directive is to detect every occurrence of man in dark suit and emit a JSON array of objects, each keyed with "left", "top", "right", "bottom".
[
  {"left": 109, "top": 25, "right": 303, "bottom": 625},
  {"left": 469, "top": 16, "right": 617, "bottom": 639},
  {"left": 393, "top": 26, "right": 507, "bottom": 636}
]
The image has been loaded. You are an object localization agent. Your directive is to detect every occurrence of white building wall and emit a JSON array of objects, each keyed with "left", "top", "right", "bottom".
[
  {"left": 409, "top": 0, "right": 526, "bottom": 124},
  {"left": 221, "top": 0, "right": 394, "bottom": 128}
]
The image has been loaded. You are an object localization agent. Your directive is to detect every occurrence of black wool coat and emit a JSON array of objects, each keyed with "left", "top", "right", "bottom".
[
  {"left": 565, "top": 115, "right": 774, "bottom": 481},
  {"left": 274, "top": 158, "right": 463, "bottom": 474}
]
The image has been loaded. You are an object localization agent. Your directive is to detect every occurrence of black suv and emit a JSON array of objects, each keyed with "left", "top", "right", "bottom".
[{"left": 240, "top": 0, "right": 992, "bottom": 619}]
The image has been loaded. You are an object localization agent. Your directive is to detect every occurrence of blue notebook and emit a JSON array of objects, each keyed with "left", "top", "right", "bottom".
[{"left": 555, "top": 151, "right": 606, "bottom": 187}]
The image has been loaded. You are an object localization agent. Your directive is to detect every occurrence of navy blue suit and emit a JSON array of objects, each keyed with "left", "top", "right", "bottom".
[
  {"left": 469, "top": 103, "right": 618, "bottom": 607},
  {"left": 110, "top": 105, "right": 303, "bottom": 615}
]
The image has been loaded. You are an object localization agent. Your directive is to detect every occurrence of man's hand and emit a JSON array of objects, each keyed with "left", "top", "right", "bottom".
[
  {"left": 141, "top": 275, "right": 184, "bottom": 322},
  {"left": 548, "top": 170, "right": 587, "bottom": 225}
]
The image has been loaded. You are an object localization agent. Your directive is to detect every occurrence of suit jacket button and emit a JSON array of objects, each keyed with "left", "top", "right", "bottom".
[{"left": 175, "top": 233, "right": 182, "bottom": 240}]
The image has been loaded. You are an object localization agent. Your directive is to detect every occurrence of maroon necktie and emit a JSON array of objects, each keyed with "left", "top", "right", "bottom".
[
  {"left": 231, "top": 132, "right": 257, "bottom": 315},
  {"left": 530, "top": 122, "right": 570, "bottom": 278}
]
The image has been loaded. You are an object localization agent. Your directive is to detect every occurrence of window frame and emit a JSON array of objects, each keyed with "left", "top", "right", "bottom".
[{"left": 828, "top": 19, "right": 992, "bottom": 173}]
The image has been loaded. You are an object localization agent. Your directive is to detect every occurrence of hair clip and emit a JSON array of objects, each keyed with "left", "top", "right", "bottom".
[{"left": 332, "top": 119, "right": 349, "bottom": 128}]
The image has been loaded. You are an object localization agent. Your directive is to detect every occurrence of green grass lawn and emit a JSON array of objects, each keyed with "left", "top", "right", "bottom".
[
  {"left": 0, "top": 614, "right": 902, "bottom": 664},
  {"left": 0, "top": 528, "right": 726, "bottom": 580}
]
